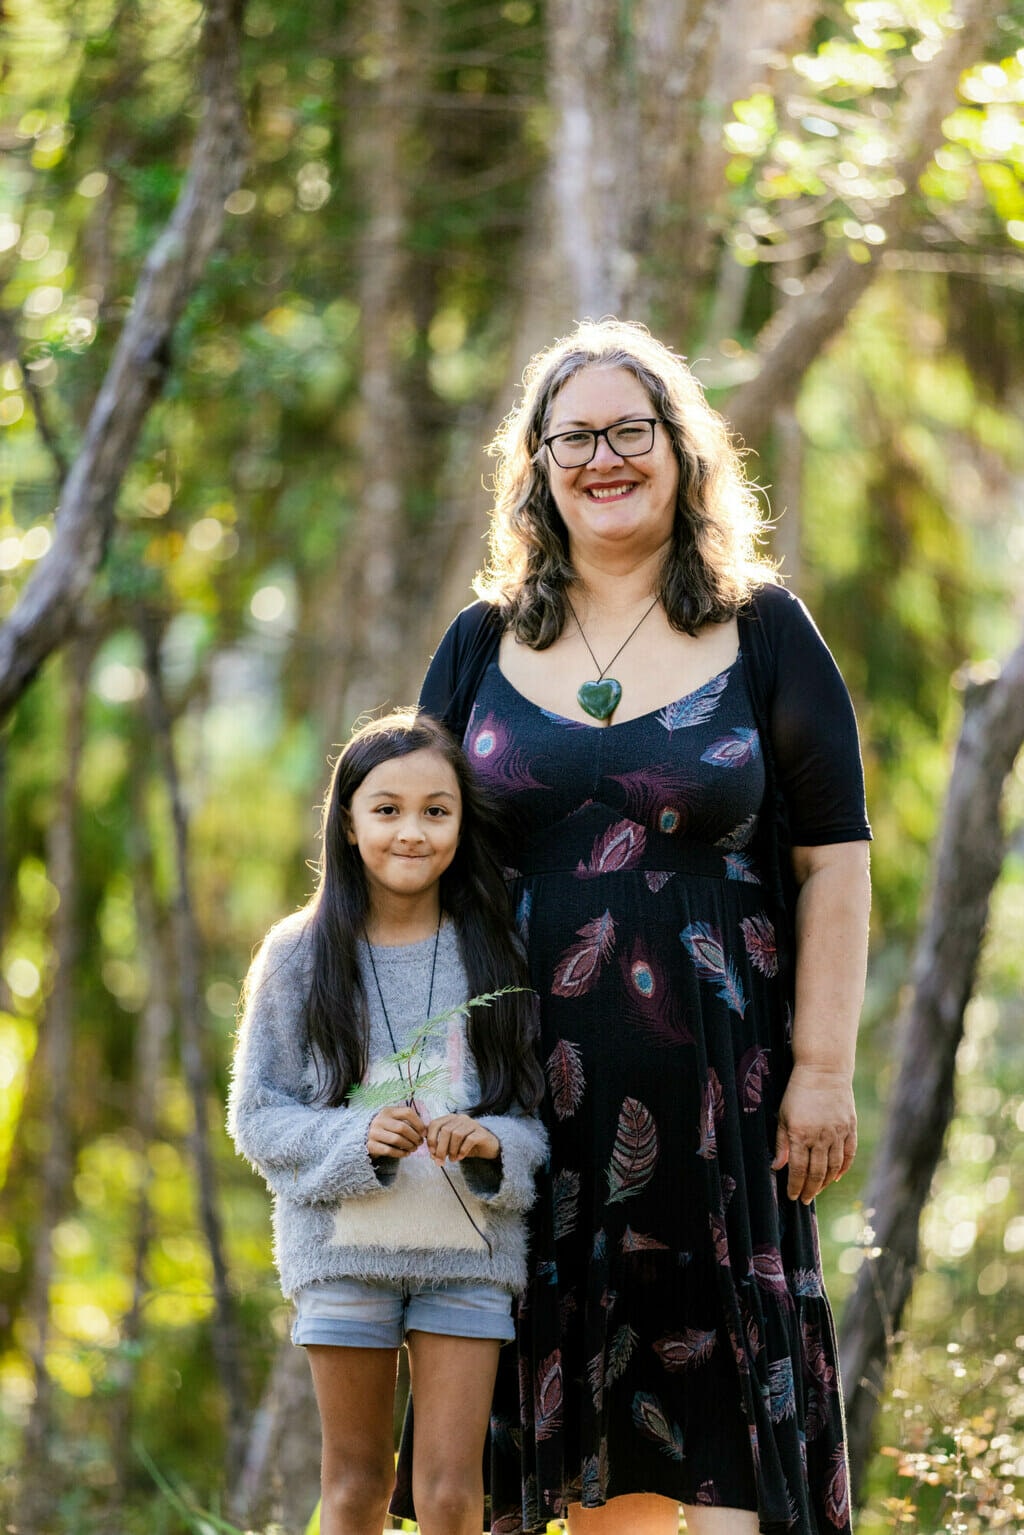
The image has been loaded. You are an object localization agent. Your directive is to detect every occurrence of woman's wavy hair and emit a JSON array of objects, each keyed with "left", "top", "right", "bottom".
[
  {"left": 304, "top": 710, "right": 542, "bottom": 1114},
  {"left": 476, "top": 318, "right": 777, "bottom": 645}
]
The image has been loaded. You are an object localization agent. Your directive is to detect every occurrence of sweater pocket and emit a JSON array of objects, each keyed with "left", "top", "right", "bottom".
[{"left": 328, "top": 1149, "right": 492, "bottom": 1253}]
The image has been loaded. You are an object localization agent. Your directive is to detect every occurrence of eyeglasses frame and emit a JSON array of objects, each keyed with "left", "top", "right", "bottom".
[{"left": 541, "top": 416, "right": 662, "bottom": 470}]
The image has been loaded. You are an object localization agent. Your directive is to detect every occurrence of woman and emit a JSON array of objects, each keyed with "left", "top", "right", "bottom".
[{"left": 418, "top": 319, "right": 871, "bottom": 1535}]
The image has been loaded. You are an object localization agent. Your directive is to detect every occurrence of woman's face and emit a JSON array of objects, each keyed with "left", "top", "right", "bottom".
[{"left": 542, "top": 364, "right": 679, "bottom": 564}]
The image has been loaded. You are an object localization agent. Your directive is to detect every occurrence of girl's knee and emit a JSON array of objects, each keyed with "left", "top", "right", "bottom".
[
  {"left": 320, "top": 1454, "right": 394, "bottom": 1528},
  {"left": 413, "top": 1468, "right": 483, "bottom": 1531}
]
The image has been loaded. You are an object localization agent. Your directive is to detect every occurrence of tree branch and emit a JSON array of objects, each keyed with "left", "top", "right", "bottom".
[
  {"left": 0, "top": 310, "right": 70, "bottom": 487},
  {"left": 0, "top": 0, "right": 248, "bottom": 722},
  {"left": 839, "top": 630, "right": 1024, "bottom": 1503},
  {"left": 725, "top": 0, "right": 1003, "bottom": 447}
]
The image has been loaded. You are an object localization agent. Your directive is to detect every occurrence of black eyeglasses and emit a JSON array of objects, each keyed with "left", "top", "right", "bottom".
[{"left": 542, "top": 417, "right": 661, "bottom": 469}]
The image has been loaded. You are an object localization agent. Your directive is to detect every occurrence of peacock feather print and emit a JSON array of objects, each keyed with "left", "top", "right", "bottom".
[
  {"left": 726, "top": 1320, "right": 750, "bottom": 1377},
  {"left": 546, "top": 1038, "right": 586, "bottom": 1119},
  {"left": 552, "top": 910, "right": 617, "bottom": 998},
  {"left": 515, "top": 886, "right": 532, "bottom": 944},
  {"left": 700, "top": 727, "right": 761, "bottom": 768},
  {"left": 656, "top": 667, "right": 730, "bottom": 733},
  {"left": 586, "top": 1349, "right": 605, "bottom": 1406},
  {"left": 552, "top": 1169, "right": 581, "bottom": 1241},
  {"left": 724, "top": 851, "right": 761, "bottom": 884},
  {"left": 534, "top": 1350, "right": 563, "bottom": 1441},
  {"left": 575, "top": 818, "right": 647, "bottom": 878},
  {"left": 680, "top": 921, "right": 748, "bottom": 1017},
  {"left": 696, "top": 1068, "right": 725, "bottom": 1160},
  {"left": 652, "top": 1327, "right": 717, "bottom": 1370},
  {"left": 605, "top": 1097, "right": 659, "bottom": 1204},
  {"left": 606, "top": 765, "right": 696, "bottom": 832},
  {"left": 581, "top": 1440, "right": 610, "bottom": 1504},
  {"left": 716, "top": 812, "right": 757, "bottom": 851},
  {"left": 606, "top": 1323, "right": 638, "bottom": 1385},
  {"left": 738, "top": 1046, "right": 771, "bottom": 1113},
  {"left": 709, "top": 1212, "right": 731, "bottom": 1267},
  {"left": 824, "top": 1446, "right": 851, "bottom": 1529},
  {"left": 467, "top": 710, "right": 546, "bottom": 790},
  {"left": 801, "top": 1318, "right": 838, "bottom": 1394},
  {"left": 768, "top": 1357, "right": 797, "bottom": 1422},
  {"left": 750, "top": 1244, "right": 792, "bottom": 1306},
  {"left": 489, "top": 1414, "right": 522, "bottom": 1455},
  {"left": 619, "top": 941, "right": 695, "bottom": 1047},
  {"left": 620, "top": 1226, "right": 669, "bottom": 1253},
  {"left": 631, "top": 1392, "right": 685, "bottom": 1461},
  {"left": 741, "top": 913, "right": 778, "bottom": 976}
]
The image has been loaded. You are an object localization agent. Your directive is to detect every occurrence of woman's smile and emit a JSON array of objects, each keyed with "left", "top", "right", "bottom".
[{"left": 583, "top": 480, "right": 639, "bottom": 501}]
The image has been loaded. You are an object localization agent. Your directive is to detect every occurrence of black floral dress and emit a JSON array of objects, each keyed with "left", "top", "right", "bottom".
[{"left": 467, "top": 655, "right": 854, "bottom": 1535}]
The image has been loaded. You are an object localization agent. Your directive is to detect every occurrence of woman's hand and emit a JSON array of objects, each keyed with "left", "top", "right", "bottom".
[
  {"left": 368, "top": 1104, "right": 428, "bottom": 1158},
  {"left": 426, "top": 1114, "right": 500, "bottom": 1164},
  {"left": 771, "top": 1064, "right": 857, "bottom": 1204}
]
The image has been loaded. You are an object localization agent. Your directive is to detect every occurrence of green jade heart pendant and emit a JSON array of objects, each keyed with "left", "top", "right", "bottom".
[{"left": 577, "top": 677, "right": 622, "bottom": 721}]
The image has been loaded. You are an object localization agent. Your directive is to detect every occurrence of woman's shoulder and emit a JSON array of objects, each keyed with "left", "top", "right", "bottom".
[
  {"left": 442, "top": 598, "right": 504, "bottom": 650},
  {"left": 744, "top": 579, "right": 804, "bottom": 621},
  {"left": 742, "top": 580, "right": 825, "bottom": 647}
]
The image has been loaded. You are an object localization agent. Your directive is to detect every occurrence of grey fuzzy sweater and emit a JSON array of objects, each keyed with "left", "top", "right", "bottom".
[{"left": 227, "top": 911, "right": 548, "bottom": 1297}]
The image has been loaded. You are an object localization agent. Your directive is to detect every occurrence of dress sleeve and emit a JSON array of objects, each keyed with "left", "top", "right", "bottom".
[
  {"left": 419, "top": 616, "right": 462, "bottom": 720},
  {"left": 418, "top": 601, "right": 503, "bottom": 737},
  {"left": 761, "top": 589, "right": 872, "bottom": 846},
  {"left": 227, "top": 921, "right": 387, "bottom": 1206}
]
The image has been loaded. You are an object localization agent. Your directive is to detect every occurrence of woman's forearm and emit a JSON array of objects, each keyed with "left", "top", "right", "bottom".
[{"left": 789, "top": 841, "right": 872, "bottom": 1078}]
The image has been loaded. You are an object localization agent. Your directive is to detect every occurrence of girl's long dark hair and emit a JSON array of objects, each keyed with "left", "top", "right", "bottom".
[{"left": 304, "top": 710, "right": 543, "bottom": 1116}]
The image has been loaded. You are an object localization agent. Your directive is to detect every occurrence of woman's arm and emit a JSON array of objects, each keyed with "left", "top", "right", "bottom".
[{"left": 772, "top": 840, "right": 871, "bottom": 1203}]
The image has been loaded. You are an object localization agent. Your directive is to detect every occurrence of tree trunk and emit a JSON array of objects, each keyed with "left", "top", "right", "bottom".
[
  {"left": 231, "top": 1340, "right": 323, "bottom": 1534},
  {"left": 307, "top": 0, "right": 428, "bottom": 733},
  {"left": 107, "top": 735, "right": 179, "bottom": 1504},
  {"left": 0, "top": 0, "right": 248, "bottom": 722},
  {"left": 420, "top": 0, "right": 830, "bottom": 634},
  {"left": 839, "top": 632, "right": 1024, "bottom": 1503},
  {"left": 138, "top": 611, "right": 249, "bottom": 1480},
  {"left": 16, "top": 638, "right": 91, "bottom": 1527}
]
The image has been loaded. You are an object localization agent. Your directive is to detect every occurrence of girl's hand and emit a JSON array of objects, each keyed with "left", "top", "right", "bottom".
[
  {"left": 772, "top": 1063, "right": 857, "bottom": 1204},
  {"left": 426, "top": 1114, "right": 500, "bottom": 1164},
  {"left": 368, "top": 1104, "right": 428, "bottom": 1158}
]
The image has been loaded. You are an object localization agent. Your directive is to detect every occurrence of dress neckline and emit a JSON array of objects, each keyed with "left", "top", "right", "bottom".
[{"left": 490, "top": 653, "right": 741, "bottom": 731}]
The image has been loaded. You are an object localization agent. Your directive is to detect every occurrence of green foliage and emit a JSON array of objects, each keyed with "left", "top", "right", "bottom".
[{"left": 1, "top": 0, "right": 1023, "bottom": 1529}]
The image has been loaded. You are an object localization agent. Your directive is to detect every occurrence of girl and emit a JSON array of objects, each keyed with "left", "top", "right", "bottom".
[{"left": 228, "top": 711, "right": 546, "bottom": 1535}]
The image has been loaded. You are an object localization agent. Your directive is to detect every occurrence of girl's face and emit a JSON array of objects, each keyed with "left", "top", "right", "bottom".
[
  {"left": 543, "top": 364, "right": 679, "bottom": 563},
  {"left": 344, "top": 748, "right": 462, "bottom": 913}
]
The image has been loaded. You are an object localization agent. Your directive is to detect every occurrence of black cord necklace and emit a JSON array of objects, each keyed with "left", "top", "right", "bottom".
[
  {"left": 362, "top": 918, "right": 493, "bottom": 1256},
  {"left": 364, "top": 918, "right": 441, "bottom": 1102},
  {"left": 565, "top": 592, "right": 660, "bottom": 721}
]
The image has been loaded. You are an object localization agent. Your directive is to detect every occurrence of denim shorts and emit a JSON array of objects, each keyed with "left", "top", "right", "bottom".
[{"left": 291, "top": 1276, "right": 515, "bottom": 1348}]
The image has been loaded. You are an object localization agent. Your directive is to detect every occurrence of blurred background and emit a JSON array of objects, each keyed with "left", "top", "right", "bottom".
[{"left": 0, "top": 0, "right": 1022, "bottom": 1530}]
